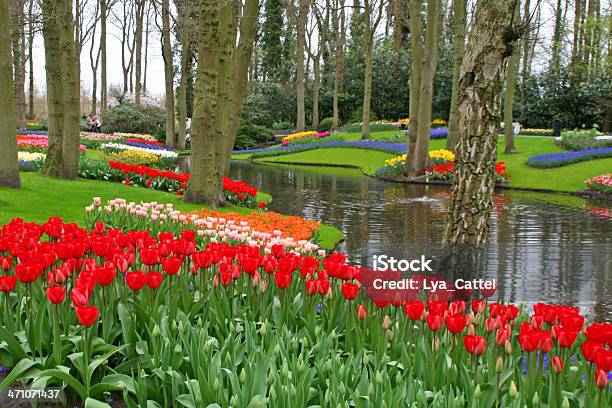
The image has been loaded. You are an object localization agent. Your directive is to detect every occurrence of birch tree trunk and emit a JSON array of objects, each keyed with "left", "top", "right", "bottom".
[
  {"left": 360, "top": 0, "right": 373, "bottom": 140},
  {"left": 295, "top": 0, "right": 309, "bottom": 132},
  {"left": 446, "top": 0, "right": 466, "bottom": 151},
  {"left": 442, "top": 0, "right": 519, "bottom": 245},
  {"left": 0, "top": 0, "right": 20, "bottom": 188},
  {"left": 161, "top": 0, "right": 175, "bottom": 147}
]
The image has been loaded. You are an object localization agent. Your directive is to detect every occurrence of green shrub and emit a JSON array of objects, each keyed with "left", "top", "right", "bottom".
[
  {"left": 349, "top": 108, "right": 377, "bottom": 124},
  {"left": 557, "top": 127, "right": 611, "bottom": 151},
  {"left": 101, "top": 103, "right": 166, "bottom": 140},
  {"left": 272, "top": 121, "right": 294, "bottom": 131},
  {"left": 234, "top": 122, "right": 274, "bottom": 150},
  {"left": 318, "top": 117, "right": 337, "bottom": 131}
]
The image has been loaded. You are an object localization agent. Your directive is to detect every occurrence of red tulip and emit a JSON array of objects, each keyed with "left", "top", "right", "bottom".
[
  {"left": 220, "top": 271, "right": 232, "bottom": 286},
  {"left": 126, "top": 271, "right": 146, "bottom": 291},
  {"left": 540, "top": 331, "right": 553, "bottom": 353},
  {"left": 15, "top": 263, "right": 41, "bottom": 283},
  {"left": 403, "top": 301, "right": 425, "bottom": 321},
  {"left": 305, "top": 279, "right": 317, "bottom": 296},
  {"left": 262, "top": 257, "right": 277, "bottom": 274},
  {"left": 0, "top": 276, "right": 17, "bottom": 292},
  {"left": 463, "top": 335, "right": 487, "bottom": 355},
  {"left": 46, "top": 286, "right": 66, "bottom": 304},
  {"left": 94, "top": 222, "right": 106, "bottom": 234},
  {"left": 426, "top": 313, "right": 444, "bottom": 332},
  {"left": 258, "top": 202, "right": 267, "bottom": 209},
  {"left": 427, "top": 300, "right": 447, "bottom": 315},
  {"left": 496, "top": 326, "right": 511, "bottom": 346},
  {"left": 357, "top": 304, "right": 367, "bottom": 320},
  {"left": 162, "top": 257, "right": 182, "bottom": 275},
  {"left": 581, "top": 341, "right": 603, "bottom": 363},
  {"left": 595, "top": 349, "right": 612, "bottom": 372},
  {"left": 341, "top": 282, "right": 359, "bottom": 300},
  {"left": 595, "top": 369, "right": 608, "bottom": 389},
  {"left": 445, "top": 313, "right": 467, "bottom": 334},
  {"left": 557, "top": 328, "right": 579, "bottom": 348},
  {"left": 471, "top": 299, "right": 486, "bottom": 314},
  {"left": 145, "top": 272, "right": 163, "bottom": 289},
  {"left": 76, "top": 305, "right": 99, "bottom": 327},
  {"left": 560, "top": 314, "right": 585, "bottom": 331},
  {"left": 70, "top": 287, "right": 89, "bottom": 307},
  {"left": 274, "top": 272, "right": 291, "bottom": 289},
  {"left": 1, "top": 256, "right": 12, "bottom": 271},
  {"left": 271, "top": 244, "right": 285, "bottom": 259},
  {"left": 316, "top": 278, "right": 330, "bottom": 295},
  {"left": 551, "top": 356, "right": 563, "bottom": 374},
  {"left": 94, "top": 267, "right": 115, "bottom": 286},
  {"left": 140, "top": 248, "right": 160, "bottom": 265},
  {"left": 518, "top": 330, "right": 541, "bottom": 352}
]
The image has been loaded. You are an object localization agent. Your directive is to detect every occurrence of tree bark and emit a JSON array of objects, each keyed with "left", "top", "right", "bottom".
[
  {"left": 311, "top": 53, "right": 320, "bottom": 129},
  {"left": 442, "top": 0, "right": 519, "bottom": 245},
  {"left": 0, "top": 0, "right": 20, "bottom": 188},
  {"left": 41, "top": 0, "right": 65, "bottom": 177},
  {"left": 295, "top": 0, "right": 309, "bottom": 132},
  {"left": 134, "top": 0, "right": 145, "bottom": 108},
  {"left": 446, "top": 0, "right": 466, "bottom": 151},
  {"left": 100, "top": 0, "right": 107, "bottom": 110},
  {"left": 408, "top": 0, "right": 440, "bottom": 177},
  {"left": 332, "top": 0, "right": 345, "bottom": 131},
  {"left": 360, "top": 0, "right": 373, "bottom": 140},
  {"left": 27, "top": 0, "right": 34, "bottom": 119},
  {"left": 9, "top": 0, "right": 27, "bottom": 130},
  {"left": 177, "top": 13, "right": 191, "bottom": 152},
  {"left": 406, "top": 0, "right": 423, "bottom": 164},
  {"left": 549, "top": 0, "right": 563, "bottom": 73},
  {"left": 503, "top": 1, "right": 520, "bottom": 154},
  {"left": 161, "top": 0, "right": 175, "bottom": 147}
]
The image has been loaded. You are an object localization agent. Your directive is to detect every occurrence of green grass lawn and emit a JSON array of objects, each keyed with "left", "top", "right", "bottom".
[
  {"left": 243, "top": 134, "right": 611, "bottom": 193},
  {"left": 0, "top": 173, "right": 342, "bottom": 250}
]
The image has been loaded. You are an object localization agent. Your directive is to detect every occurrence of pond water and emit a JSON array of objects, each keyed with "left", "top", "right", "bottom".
[{"left": 183, "top": 158, "right": 612, "bottom": 320}]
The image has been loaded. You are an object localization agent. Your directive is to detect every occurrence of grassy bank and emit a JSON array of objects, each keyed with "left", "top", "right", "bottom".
[
  {"left": 0, "top": 173, "right": 342, "bottom": 250},
  {"left": 240, "top": 135, "right": 612, "bottom": 193}
]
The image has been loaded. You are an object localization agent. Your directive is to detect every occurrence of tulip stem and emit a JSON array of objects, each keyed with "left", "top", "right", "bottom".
[
  {"left": 53, "top": 305, "right": 61, "bottom": 365},
  {"left": 83, "top": 326, "right": 90, "bottom": 397}
]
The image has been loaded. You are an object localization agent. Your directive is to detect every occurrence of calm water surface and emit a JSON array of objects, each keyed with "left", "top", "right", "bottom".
[{"left": 190, "top": 159, "right": 612, "bottom": 320}]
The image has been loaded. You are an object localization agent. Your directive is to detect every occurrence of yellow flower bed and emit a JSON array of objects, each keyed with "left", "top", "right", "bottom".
[
  {"left": 384, "top": 149, "right": 455, "bottom": 168},
  {"left": 107, "top": 150, "right": 160, "bottom": 165},
  {"left": 282, "top": 131, "right": 318, "bottom": 144}
]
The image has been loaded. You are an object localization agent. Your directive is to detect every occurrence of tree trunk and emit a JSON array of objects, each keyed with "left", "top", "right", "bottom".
[
  {"left": 58, "top": 0, "right": 81, "bottom": 179},
  {"left": 295, "top": 0, "right": 309, "bottom": 132},
  {"left": 442, "top": 0, "right": 519, "bottom": 245},
  {"left": 0, "top": 0, "right": 20, "bottom": 188},
  {"left": 89, "top": 2, "right": 101, "bottom": 115},
  {"left": 186, "top": 0, "right": 259, "bottom": 204},
  {"left": 27, "top": 0, "right": 34, "bottom": 119},
  {"left": 41, "top": 0, "right": 65, "bottom": 177},
  {"left": 100, "top": 0, "right": 107, "bottom": 110},
  {"left": 134, "top": 0, "right": 145, "bottom": 108},
  {"left": 406, "top": 0, "right": 423, "bottom": 166},
  {"left": 161, "top": 0, "right": 175, "bottom": 147},
  {"left": 408, "top": 0, "right": 440, "bottom": 177},
  {"left": 503, "top": 1, "right": 520, "bottom": 154},
  {"left": 9, "top": 0, "right": 27, "bottom": 130},
  {"left": 332, "top": 0, "right": 345, "bottom": 131},
  {"left": 361, "top": 1, "right": 373, "bottom": 140},
  {"left": 311, "top": 54, "right": 320, "bottom": 129},
  {"left": 177, "top": 32, "right": 190, "bottom": 152},
  {"left": 446, "top": 0, "right": 466, "bottom": 151},
  {"left": 550, "top": 0, "right": 563, "bottom": 73}
]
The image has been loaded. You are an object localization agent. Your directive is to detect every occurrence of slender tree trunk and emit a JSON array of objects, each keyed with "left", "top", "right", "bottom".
[
  {"left": 177, "top": 32, "right": 190, "bottom": 152},
  {"left": 161, "top": 0, "right": 175, "bottom": 147},
  {"left": 406, "top": 0, "right": 423, "bottom": 166},
  {"left": 332, "top": 0, "right": 345, "bottom": 130},
  {"left": 143, "top": 2, "right": 150, "bottom": 95},
  {"left": 10, "top": 0, "right": 27, "bottom": 130},
  {"left": 41, "top": 0, "right": 64, "bottom": 177},
  {"left": 27, "top": 0, "right": 34, "bottom": 119},
  {"left": 446, "top": 0, "right": 466, "bottom": 151},
  {"left": 134, "top": 0, "right": 145, "bottom": 108},
  {"left": 442, "top": 0, "right": 519, "bottom": 245},
  {"left": 89, "top": 2, "right": 101, "bottom": 115},
  {"left": 503, "top": 1, "right": 520, "bottom": 154},
  {"left": 408, "top": 0, "right": 440, "bottom": 177},
  {"left": 361, "top": 0, "right": 373, "bottom": 140},
  {"left": 295, "top": 0, "right": 309, "bottom": 132},
  {"left": 100, "top": 0, "right": 107, "bottom": 110},
  {"left": 550, "top": 0, "right": 563, "bottom": 73},
  {"left": 311, "top": 54, "right": 320, "bottom": 129},
  {"left": 0, "top": 0, "right": 20, "bottom": 188}
]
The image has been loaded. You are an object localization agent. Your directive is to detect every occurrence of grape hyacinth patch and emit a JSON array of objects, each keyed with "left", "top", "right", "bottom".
[{"left": 526, "top": 147, "right": 612, "bottom": 168}]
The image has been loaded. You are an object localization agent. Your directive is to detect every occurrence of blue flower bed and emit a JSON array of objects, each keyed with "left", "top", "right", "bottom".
[
  {"left": 123, "top": 141, "right": 173, "bottom": 151},
  {"left": 17, "top": 130, "right": 48, "bottom": 136},
  {"left": 235, "top": 141, "right": 408, "bottom": 159},
  {"left": 526, "top": 147, "right": 612, "bottom": 168},
  {"left": 430, "top": 128, "right": 448, "bottom": 139}
]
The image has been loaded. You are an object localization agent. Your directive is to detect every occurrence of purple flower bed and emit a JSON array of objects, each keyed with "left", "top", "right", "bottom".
[
  {"left": 234, "top": 141, "right": 407, "bottom": 158},
  {"left": 123, "top": 141, "right": 173, "bottom": 151},
  {"left": 17, "top": 130, "right": 48, "bottom": 135},
  {"left": 430, "top": 128, "right": 448, "bottom": 139},
  {"left": 526, "top": 147, "right": 612, "bottom": 168}
]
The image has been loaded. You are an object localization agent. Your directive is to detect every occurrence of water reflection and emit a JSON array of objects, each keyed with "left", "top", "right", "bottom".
[{"left": 187, "top": 158, "right": 612, "bottom": 320}]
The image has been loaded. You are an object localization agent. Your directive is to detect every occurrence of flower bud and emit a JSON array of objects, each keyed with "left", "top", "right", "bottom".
[
  {"left": 595, "top": 368, "right": 608, "bottom": 389},
  {"left": 504, "top": 339, "right": 512, "bottom": 354},
  {"left": 382, "top": 315, "right": 392, "bottom": 330},
  {"left": 467, "top": 323, "right": 476, "bottom": 336},
  {"left": 532, "top": 392, "right": 539, "bottom": 406},
  {"left": 562, "top": 397, "right": 570, "bottom": 408},
  {"left": 433, "top": 336, "right": 440, "bottom": 352},
  {"left": 386, "top": 329, "right": 394, "bottom": 341},
  {"left": 375, "top": 371, "right": 383, "bottom": 385},
  {"left": 239, "top": 368, "right": 246, "bottom": 384},
  {"left": 496, "top": 356, "right": 504, "bottom": 373},
  {"left": 509, "top": 381, "right": 518, "bottom": 398}
]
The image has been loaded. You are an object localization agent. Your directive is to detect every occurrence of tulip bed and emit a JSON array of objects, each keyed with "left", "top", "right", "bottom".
[{"left": 0, "top": 208, "right": 609, "bottom": 407}]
